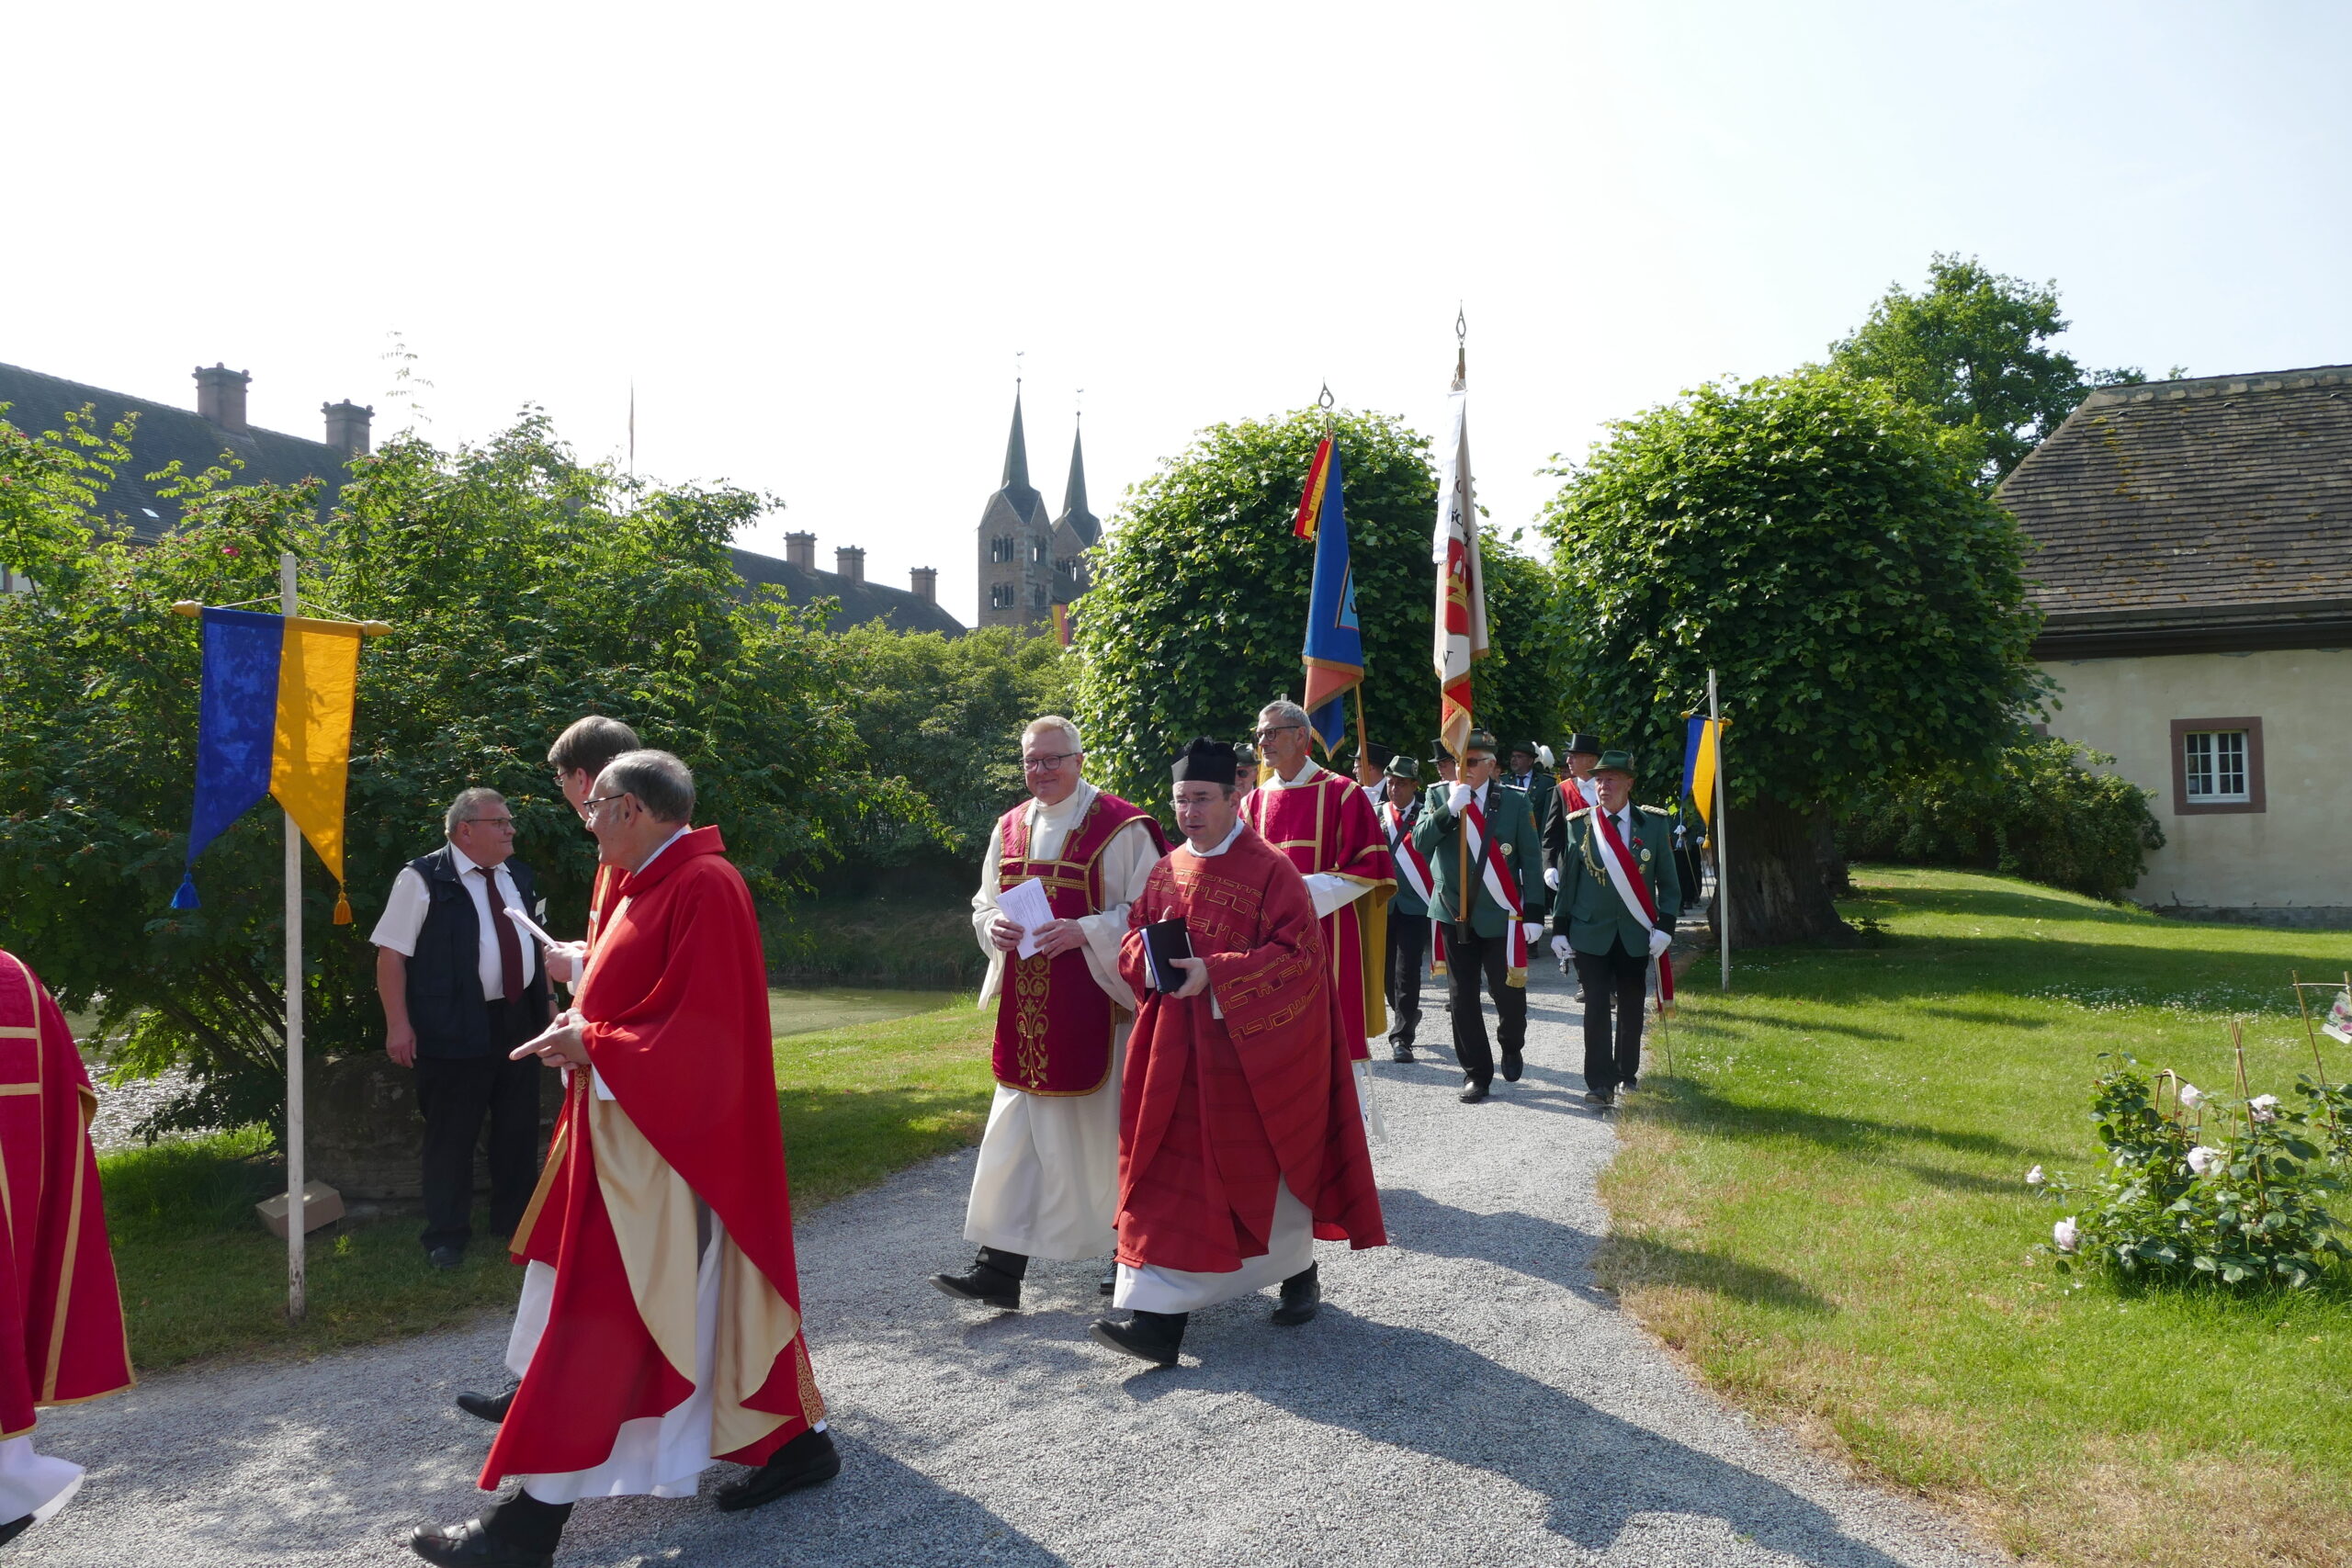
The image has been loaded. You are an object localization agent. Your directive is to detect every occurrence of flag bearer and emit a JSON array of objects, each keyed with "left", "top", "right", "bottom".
[{"left": 1544, "top": 750, "right": 1679, "bottom": 1109}]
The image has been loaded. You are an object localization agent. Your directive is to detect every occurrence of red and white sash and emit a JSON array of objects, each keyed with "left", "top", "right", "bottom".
[
  {"left": 1455, "top": 796, "right": 1528, "bottom": 987},
  {"left": 1585, "top": 806, "right": 1675, "bottom": 1012},
  {"left": 1381, "top": 802, "right": 1434, "bottom": 906}
]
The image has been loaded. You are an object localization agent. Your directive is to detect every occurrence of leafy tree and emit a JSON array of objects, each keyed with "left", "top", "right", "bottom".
[
  {"left": 1072, "top": 408, "right": 1436, "bottom": 810},
  {"left": 1840, "top": 734, "right": 2165, "bottom": 902},
  {"left": 0, "top": 412, "right": 878, "bottom": 1137},
  {"left": 1830, "top": 252, "right": 2156, "bottom": 484},
  {"left": 1539, "top": 368, "right": 2046, "bottom": 944},
  {"left": 832, "top": 624, "right": 1071, "bottom": 865}
]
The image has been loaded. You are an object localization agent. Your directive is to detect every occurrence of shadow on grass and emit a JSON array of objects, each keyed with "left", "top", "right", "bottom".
[
  {"left": 778, "top": 1082, "right": 988, "bottom": 1212},
  {"left": 1645, "top": 1077, "right": 2042, "bottom": 1162},
  {"left": 1688, "top": 1010, "right": 1904, "bottom": 1042},
  {"left": 1381, "top": 1189, "right": 1833, "bottom": 1315},
  {"left": 1909, "top": 1004, "right": 2054, "bottom": 1030}
]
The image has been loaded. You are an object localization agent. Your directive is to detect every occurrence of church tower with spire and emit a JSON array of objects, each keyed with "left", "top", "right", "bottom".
[
  {"left": 976, "top": 387, "right": 1056, "bottom": 628},
  {"left": 1048, "top": 418, "right": 1101, "bottom": 606}
]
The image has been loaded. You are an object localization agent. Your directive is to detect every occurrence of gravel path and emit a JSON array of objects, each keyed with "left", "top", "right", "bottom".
[{"left": 19, "top": 957, "right": 2002, "bottom": 1567}]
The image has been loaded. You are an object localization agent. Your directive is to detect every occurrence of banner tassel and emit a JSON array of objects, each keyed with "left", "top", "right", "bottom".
[
  {"left": 170, "top": 874, "right": 200, "bottom": 911},
  {"left": 332, "top": 889, "right": 353, "bottom": 926}
]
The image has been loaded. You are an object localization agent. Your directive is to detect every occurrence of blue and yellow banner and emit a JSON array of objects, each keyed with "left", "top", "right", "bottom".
[
  {"left": 171, "top": 608, "right": 363, "bottom": 922},
  {"left": 1296, "top": 437, "right": 1364, "bottom": 755},
  {"left": 1679, "top": 715, "right": 1722, "bottom": 828}
]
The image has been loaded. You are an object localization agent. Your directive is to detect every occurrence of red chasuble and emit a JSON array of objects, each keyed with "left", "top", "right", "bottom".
[
  {"left": 1241, "top": 769, "right": 1395, "bottom": 1061},
  {"left": 488, "top": 829, "right": 822, "bottom": 1485},
  {"left": 1113, "top": 826, "right": 1385, "bottom": 1275},
  {"left": 0, "top": 950, "right": 131, "bottom": 1440},
  {"left": 992, "top": 793, "right": 1167, "bottom": 1096}
]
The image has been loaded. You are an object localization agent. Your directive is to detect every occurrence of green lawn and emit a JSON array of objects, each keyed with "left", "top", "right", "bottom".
[
  {"left": 1601, "top": 867, "right": 2352, "bottom": 1568},
  {"left": 102, "top": 991, "right": 993, "bottom": 1371}
]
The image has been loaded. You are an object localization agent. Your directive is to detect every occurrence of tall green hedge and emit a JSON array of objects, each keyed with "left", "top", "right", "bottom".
[{"left": 1840, "top": 736, "right": 2165, "bottom": 901}]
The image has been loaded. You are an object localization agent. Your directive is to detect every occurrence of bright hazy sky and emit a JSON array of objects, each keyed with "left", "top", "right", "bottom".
[{"left": 8, "top": 2, "right": 2346, "bottom": 625}]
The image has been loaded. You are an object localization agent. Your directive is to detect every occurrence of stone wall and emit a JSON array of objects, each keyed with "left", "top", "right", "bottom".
[{"left": 304, "top": 1053, "right": 564, "bottom": 1201}]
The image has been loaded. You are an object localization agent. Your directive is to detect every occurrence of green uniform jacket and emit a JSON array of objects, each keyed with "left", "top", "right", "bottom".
[
  {"left": 1377, "top": 795, "right": 1430, "bottom": 919},
  {"left": 1544, "top": 801, "right": 1682, "bottom": 956},
  {"left": 1505, "top": 769, "right": 1557, "bottom": 839},
  {"left": 1410, "top": 783, "right": 1549, "bottom": 936}
]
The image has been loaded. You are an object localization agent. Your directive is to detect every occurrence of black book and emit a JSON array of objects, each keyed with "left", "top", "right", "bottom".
[{"left": 1142, "top": 918, "right": 1193, "bottom": 994}]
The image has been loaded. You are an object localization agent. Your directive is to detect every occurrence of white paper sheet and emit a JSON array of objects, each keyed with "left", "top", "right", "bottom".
[{"left": 998, "top": 877, "right": 1056, "bottom": 960}]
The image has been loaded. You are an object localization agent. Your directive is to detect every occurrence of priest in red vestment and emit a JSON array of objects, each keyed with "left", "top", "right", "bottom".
[
  {"left": 1240, "top": 700, "right": 1395, "bottom": 1066},
  {"left": 933, "top": 716, "right": 1165, "bottom": 1313},
  {"left": 450, "top": 713, "right": 639, "bottom": 1428},
  {"left": 0, "top": 945, "right": 132, "bottom": 1546},
  {"left": 411, "top": 750, "right": 836, "bottom": 1568},
  {"left": 1090, "top": 739, "right": 1386, "bottom": 1368}
]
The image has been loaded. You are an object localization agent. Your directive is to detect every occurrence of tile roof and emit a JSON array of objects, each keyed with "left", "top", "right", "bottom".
[
  {"left": 0, "top": 361, "right": 352, "bottom": 541},
  {"left": 1997, "top": 364, "right": 2352, "bottom": 656},
  {"left": 727, "top": 547, "right": 966, "bottom": 636}
]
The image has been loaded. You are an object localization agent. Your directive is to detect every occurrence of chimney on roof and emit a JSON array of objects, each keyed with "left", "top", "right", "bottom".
[
  {"left": 910, "top": 567, "right": 938, "bottom": 604},
  {"left": 836, "top": 547, "right": 865, "bottom": 582},
  {"left": 322, "top": 400, "right": 374, "bottom": 457},
  {"left": 784, "top": 531, "right": 816, "bottom": 571},
  {"left": 194, "top": 364, "right": 251, "bottom": 432}
]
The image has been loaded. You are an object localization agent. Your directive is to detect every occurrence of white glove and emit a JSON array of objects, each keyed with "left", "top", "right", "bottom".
[
  {"left": 1544, "top": 866, "right": 1560, "bottom": 890},
  {"left": 1521, "top": 921, "right": 1543, "bottom": 945},
  {"left": 1549, "top": 935, "right": 1571, "bottom": 961},
  {"left": 1448, "top": 783, "right": 1475, "bottom": 812},
  {"left": 1647, "top": 927, "right": 1672, "bottom": 960}
]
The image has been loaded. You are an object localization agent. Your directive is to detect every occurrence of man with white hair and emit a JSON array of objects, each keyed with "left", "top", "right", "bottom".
[
  {"left": 1241, "top": 700, "right": 1395, "bottom": 1063},
  {"left": 933, "top": 716, "right": 1166, "bottom": 1312},
  {"left": 371, "top": 786, "right": 553, "bottom": 1269}
]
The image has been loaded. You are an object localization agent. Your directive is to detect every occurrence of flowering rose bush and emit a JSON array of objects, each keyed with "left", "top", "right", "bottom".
[{"left": 2037, "top": 1056, "right": 2349, "bottom": 1290}]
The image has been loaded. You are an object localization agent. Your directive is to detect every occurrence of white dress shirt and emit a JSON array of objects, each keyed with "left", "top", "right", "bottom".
[{"left": 370, "top": 844, "right": 538, "bottom": 998}]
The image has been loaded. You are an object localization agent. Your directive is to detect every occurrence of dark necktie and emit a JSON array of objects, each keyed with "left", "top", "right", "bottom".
[{"left": 474, "top": 866, "right": 525, "bottom": 1002}]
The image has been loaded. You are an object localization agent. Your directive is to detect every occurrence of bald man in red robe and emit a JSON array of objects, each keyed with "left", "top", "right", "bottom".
[
  {"left": 410, "top": 750, "right": 835, "bottom": 1568},
  {"left": 0, "top": 946, "right": 133, "bottom": 1546},
  {"left": 1090, "top": 739, "right": 1385, "bottom": 1368}
]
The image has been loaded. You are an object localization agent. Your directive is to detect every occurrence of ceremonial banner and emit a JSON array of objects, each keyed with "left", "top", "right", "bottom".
[
  {"left": 1430, "top": 362, "right": 1488, "bottom": 760},
  {"left": 1049, "top": 602, "right": 1074, "bottom": 649},
  {"left": 1295, "top": 436, "right": 1364, "bottom": 756},
  {"left": 1679, "top": 716, "right": 1721, "bottom": 829},
  {"left": 170, "top": 608, "right": 363, "bottom": 923}
]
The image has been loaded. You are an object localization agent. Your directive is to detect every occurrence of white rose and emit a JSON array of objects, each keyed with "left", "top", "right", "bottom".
[
  {"left": 2178, "top": 1083, "right": 2205, "bottom": 1111},
  {"left": 2187, "top": 1145, "right": 2222, "bottom": 1177},
  {"left": 2026, "top": 1165, "right": 2045, "bottom": 1187},
  {"left": 2052, "top": 1217, "right": 2080, "bottom": 1254},
  {"left": 2250, "top": 1094, "right": 2279, "bottom": 1123}
]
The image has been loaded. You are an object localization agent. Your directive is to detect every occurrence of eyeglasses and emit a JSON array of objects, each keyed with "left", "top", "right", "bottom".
[
  {"left": 1252, "top": 725, "right": 1304, "bottom": 742},
  {"left": 582, "top": 793, "right": 631, "bottom": 813},
  {"left": 464, "top": 816, "right": 516, "bottom": 829},
  {"left": 1022, "top": 751, "right": 1081, "bottom": 772}
]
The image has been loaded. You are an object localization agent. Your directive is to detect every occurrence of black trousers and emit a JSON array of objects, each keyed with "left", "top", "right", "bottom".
[
  {"left": 1385, "top": 912, "right": 1430, "bottom": 1044},
  {"left": 1573, "top": 939, "right": 1649, "bottom": 1094},
  {"left": 415, "top": 1018, "right": 543, "bottom": 1253},
  {"left": 1441, "top": 922, "right": 1526, "bottom": 1088}
]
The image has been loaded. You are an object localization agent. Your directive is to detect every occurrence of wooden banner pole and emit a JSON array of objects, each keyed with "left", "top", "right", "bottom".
[{"left": 281, "top": 552, "right": 307, "bottom": 1323}]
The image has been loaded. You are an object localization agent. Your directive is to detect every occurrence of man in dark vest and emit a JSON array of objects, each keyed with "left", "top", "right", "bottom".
[
  {"left": 370, "top": 788, "right": 553, "bottom": 1269},
  {"left": 1544, "top": 750, "right": 1680, "bottom": 1109}
]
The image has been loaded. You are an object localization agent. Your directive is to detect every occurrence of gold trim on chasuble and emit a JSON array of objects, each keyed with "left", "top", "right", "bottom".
[
  {"left": 588, "top": 1094, "right": 808, "bottom": 1454},
  {"left": 994, "top": 795, "right": 1121, "bottom": 1097},
  {"left": 1249, "top": 777, "right": 1391, "bottom": 1038}
]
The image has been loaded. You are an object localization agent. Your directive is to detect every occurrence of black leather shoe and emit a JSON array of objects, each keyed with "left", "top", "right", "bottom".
[
  {"left": 427, "top": 1246, "right": 465, "bottom": 1271},
  {"left": 408, "top": 1519, "right": 549, "bottom": 1568},
  {"left": 1090, "top": 1310, "right": 1186, "bottom": 1366},
  {"left": 456, "top": 1384, "right": 516, "bottom": 1425},
  {"left": 1459, "top": 1081, "right": 1489, "bottom": 1104},
  {"left": 715, "top": 1427, "right": 840, "bottom": 1512},
  {"left": 1623, "top": 1077, "right": 1639, "bottom": 1094},
  {"left": 1271, "top": 1264, "right": 1320, "bottom": 1326},
  {"left": 0, "top": 1516, "right": 31, "bottom": 1546},
  {"left": 1586, "top": 1089, "right": 1616, "bottom": 1109},
  {"left": 1390, "top": 1042, "right": 1416, "bottom": 1063},
  {"left": 931, "top": 1246, "right": 1025, "bottom": 1311},
  {"left": 1499, "top": 1045, "right": 1523, "bottom": 1082}
]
